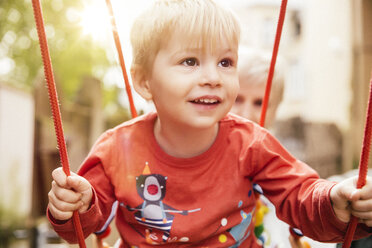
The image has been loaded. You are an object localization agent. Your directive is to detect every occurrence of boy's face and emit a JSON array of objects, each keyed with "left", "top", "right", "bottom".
[
  {"left": 231, "top": 81, "right": 265, "bottom": 124},
  {"left": 145, "top": 33, "right": 239, "bottom": 130},
  {"left": 231, "top": 76, "right": 279, "bottom": 127}
]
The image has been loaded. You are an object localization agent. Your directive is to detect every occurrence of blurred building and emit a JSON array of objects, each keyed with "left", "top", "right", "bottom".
[
  {"left": 0, "top": 84, "right": 34, "bottom": 219},
  {"left": 0, "top": 76, "right": 106, "bottom": 246},
  {"left": 0, "top": 84, "right": 34, "bottom": 247},
  {"left": 231, "top": 0, "right": 372, "bottom": 177}
]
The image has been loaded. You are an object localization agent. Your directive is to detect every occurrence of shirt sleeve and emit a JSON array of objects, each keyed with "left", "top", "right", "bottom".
[
  {"left": 47, "top": 161, "right": 116, "bottom": 243},
  {"left": 250, "top": 130, "right": 372, "bottom": 242},
  {"left": 47, "top": 131, "right": 117, "bottom": 244}
]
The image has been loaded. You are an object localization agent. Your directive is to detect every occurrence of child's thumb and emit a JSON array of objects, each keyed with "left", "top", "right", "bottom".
[
  {"left": 340, "top": 186, "right": 360, "bottom": 202},
  {"left": 331, "top": 181, "right": 359, "bottom": 206},
  {"left": 349, "top": 188, "right": 361, "bottom": 201},
  {"left": 67, "top": 175, "right": 91, "bottom": 194}
]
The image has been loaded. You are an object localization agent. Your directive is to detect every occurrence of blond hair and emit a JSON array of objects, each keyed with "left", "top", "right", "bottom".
[
  {"left": 130, "top": 0, "right": 241, "bottom": 73},
  {"left": 238, "top": 47, "right": 286, "bottom": 108}
]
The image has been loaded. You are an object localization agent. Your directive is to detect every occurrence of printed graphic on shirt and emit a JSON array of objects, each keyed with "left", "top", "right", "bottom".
[
  {"left": 120, "top": 162, "right": 201, "bottom": 244},
  {"left": 228, "top": 208, "right": 252, "bottom": 247},
  {"left": 210, "top": 200, "right": 253, "bottom": 247}
]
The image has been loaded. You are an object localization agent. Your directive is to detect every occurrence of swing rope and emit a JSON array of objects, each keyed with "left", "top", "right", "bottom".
[
  {"left": 256, "top": 0, "right": 311, "bottom": 245},
  {"left": 259, "top": 0, "right": 288, "bottom": 127},
  {"left": 95, "top": 2, "right": 139, "bottom": 246},
  {"left": 31, "top": 0, "right": 86, "bottom": 247},
  {"left": 105, "top": 0, "right": 137, "bottom": 118},
  {"left": 343, "top": 77, "right": 372, "bottom": 248}
]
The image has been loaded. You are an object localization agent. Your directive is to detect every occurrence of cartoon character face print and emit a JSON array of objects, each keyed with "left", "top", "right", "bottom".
[
  {"left": 120, "top": 162, "right": 201, "bottom": 244},
  {"left": 136, "top": 174, "right": 166, "bottom": 202}
]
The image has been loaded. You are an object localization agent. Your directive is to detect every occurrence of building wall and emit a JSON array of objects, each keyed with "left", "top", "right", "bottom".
[
  {"left": 346, "top": 0, "right": 372, "bottom": 172},
  {"left": 233, "top": 0, "right": 353, "bottom": 131},
  {"left": 301, "top": 0, "right": 353, "bottom": 130},
  {"left": 0, "top": 84, "right": 34, "bottom": 219}
]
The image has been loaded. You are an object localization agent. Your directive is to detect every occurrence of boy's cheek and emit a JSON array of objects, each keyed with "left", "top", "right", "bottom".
[
  {"left": 232, "top": 80, "right": 240, "bottom": 98},
  {"left": 229, "top": 90, "right": 240, "bottom": 110}
]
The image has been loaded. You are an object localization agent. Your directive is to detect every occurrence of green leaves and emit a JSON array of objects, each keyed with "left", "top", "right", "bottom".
[{"left": 2, "top": 0, "right": 110, "bottom": 100}]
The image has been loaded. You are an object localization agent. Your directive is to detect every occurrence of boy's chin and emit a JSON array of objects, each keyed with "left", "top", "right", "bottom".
[{"left": 186, "top": 116, "right": 223, "bottom": 130}]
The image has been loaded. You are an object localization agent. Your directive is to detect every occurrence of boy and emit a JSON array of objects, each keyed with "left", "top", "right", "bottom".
[
  {"left": 231, "top": 48, "right": 287, "bottom": 247},
  {"left": 47, "top": 0, "right": 372, "bottom": 247},
  {"left": 231, "top": 48, "right": 284, "bottom": 128},
  {"left": 231, "top": 49, "right": 327, "bottom": 248}
]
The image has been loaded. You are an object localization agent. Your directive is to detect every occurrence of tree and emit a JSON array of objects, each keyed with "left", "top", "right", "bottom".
[{"left": 0, "top": 0, "right": 111, "bottom": 100}]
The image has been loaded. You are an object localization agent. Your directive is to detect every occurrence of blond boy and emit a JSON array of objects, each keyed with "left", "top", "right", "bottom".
[
  {"left": 47, "top": 1, "right": 372, "bottom": 247},
  {"left": 231, "top": 49, "right": 323, "bottom": 248},
  {"left": 231, "top": 48, "right": 284, "bottom": 128}
]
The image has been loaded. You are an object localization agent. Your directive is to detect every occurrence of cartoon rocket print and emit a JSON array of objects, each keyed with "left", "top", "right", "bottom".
[
  {"left": 120, "top": 162, "right": 201, "bottom": 244},
  {"left": 213, "top": 201, "right": 253, "bottom": 247},
  {"left": 227, "top": 208, "right": 252, "bottom": 247}
]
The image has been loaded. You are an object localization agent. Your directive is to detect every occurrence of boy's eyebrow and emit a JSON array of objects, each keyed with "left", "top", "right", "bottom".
[
  {"left": 172, "top": 47, "right": 237, "bottom": 57},
  {"left": 168, "top": 48, "right": 202, "bottom": 60},
  {"left": 174, "top": 47, "right": 203, "bottom": 54},
  {"left": 220, "top": 48, "right": 238, "bottom": 55}
]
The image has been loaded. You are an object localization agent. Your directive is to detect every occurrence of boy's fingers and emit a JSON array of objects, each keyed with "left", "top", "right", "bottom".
[
  {"left": 361, "top": 219, "right": 372, "bottom": 227},
  {"left": 52, "top": 167, "right": 69, "bottom": 188},
  {"left": 351, "top": 197, "right": 372, "bottom": 220},
  {"left": 48, "top": 190, "right": 83, "bottom": 212},
  {"left": 66, "top": 175, "right": 93, "bottom": 211},
  {"left": 51, "top": 180, "right": 82, "bottom": 203},
  {"left": 288, "top": 235, "right": 302, "bottom": 248},
  {"left": 358, "top": 178, "right": 372, "bottom": 199},
  {"left": 339, "top": 178, "right": 360, "bottom": 201},
  {"left": 48, "top": 202, "right": 73, "bottom": 221},
  {"left": 349, "top": 189, "right": 361, "bottom": 201},
  {"left": 352, "top": 210, "right": 372, "bottom": 220},
  {"left": 351, "top": 198, "right": 372, "bottom": 212},
  {"left": 67, "top": 175, "right": 91, "bottom": 194},
  {"left": 331, "top": 185, "right": 358, "bottom": 207}
]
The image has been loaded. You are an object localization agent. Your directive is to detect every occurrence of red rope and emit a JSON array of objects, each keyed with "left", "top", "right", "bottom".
[
  {"left": 105, "top": 0, "right": 138, "bottom": 118},
  {"left": 259, "top": 0, "right": 288, "bottom": 127},
  {"left": 31, "top": 0, "right": 86, "bottom": 247},
  {"left": 343, "top": 77, "right": 372, "bottom": 248}
]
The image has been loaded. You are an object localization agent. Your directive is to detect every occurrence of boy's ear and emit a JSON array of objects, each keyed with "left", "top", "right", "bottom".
[{"left": 131, "top": 65, "right": 153, "bottom": 100}]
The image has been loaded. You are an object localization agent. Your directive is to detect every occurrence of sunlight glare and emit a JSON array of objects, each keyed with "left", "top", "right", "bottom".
[{"left": 78, "top": 1, "right": 110, "bottom": 43}]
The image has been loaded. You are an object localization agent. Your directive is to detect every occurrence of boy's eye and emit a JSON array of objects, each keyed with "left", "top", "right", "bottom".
[
  {"left": 253, "top": 98, "right": 263, "bottom": 107},
  {"left": 182, "top": 58, "right": 198, "bottom": 66},
  {"left": 219, "top": 59, "right": 233, "bottom": 68}
]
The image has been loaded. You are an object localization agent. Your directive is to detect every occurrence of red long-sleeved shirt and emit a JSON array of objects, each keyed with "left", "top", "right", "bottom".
[{"left": 48, "top": 112, "right": 372, "bottom": 247}]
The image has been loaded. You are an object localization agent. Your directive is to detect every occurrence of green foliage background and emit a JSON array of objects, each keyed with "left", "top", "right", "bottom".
[{"left": 0, "top": 0, "right": 114, "bottom": 101}]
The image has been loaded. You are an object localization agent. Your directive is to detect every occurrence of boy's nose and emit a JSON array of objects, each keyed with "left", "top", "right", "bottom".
[{"left": 199, "top": 64, "right": 221, "bottom": 87}]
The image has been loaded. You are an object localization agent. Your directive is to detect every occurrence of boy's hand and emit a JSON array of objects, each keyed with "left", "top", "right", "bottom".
[
  {"left": 289, "top": 235, "right": 311, "bottom": 248},
  {"left": 330, "top": 176, "right": 372, "bottom": 226},
  {"left": 48, "top": 167, "right": 93, "bottom": 221}
]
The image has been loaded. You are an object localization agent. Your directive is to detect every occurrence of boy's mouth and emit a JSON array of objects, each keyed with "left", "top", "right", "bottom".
[{"left": 189, "top": 97, "right": 221, "bottom": 105}]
